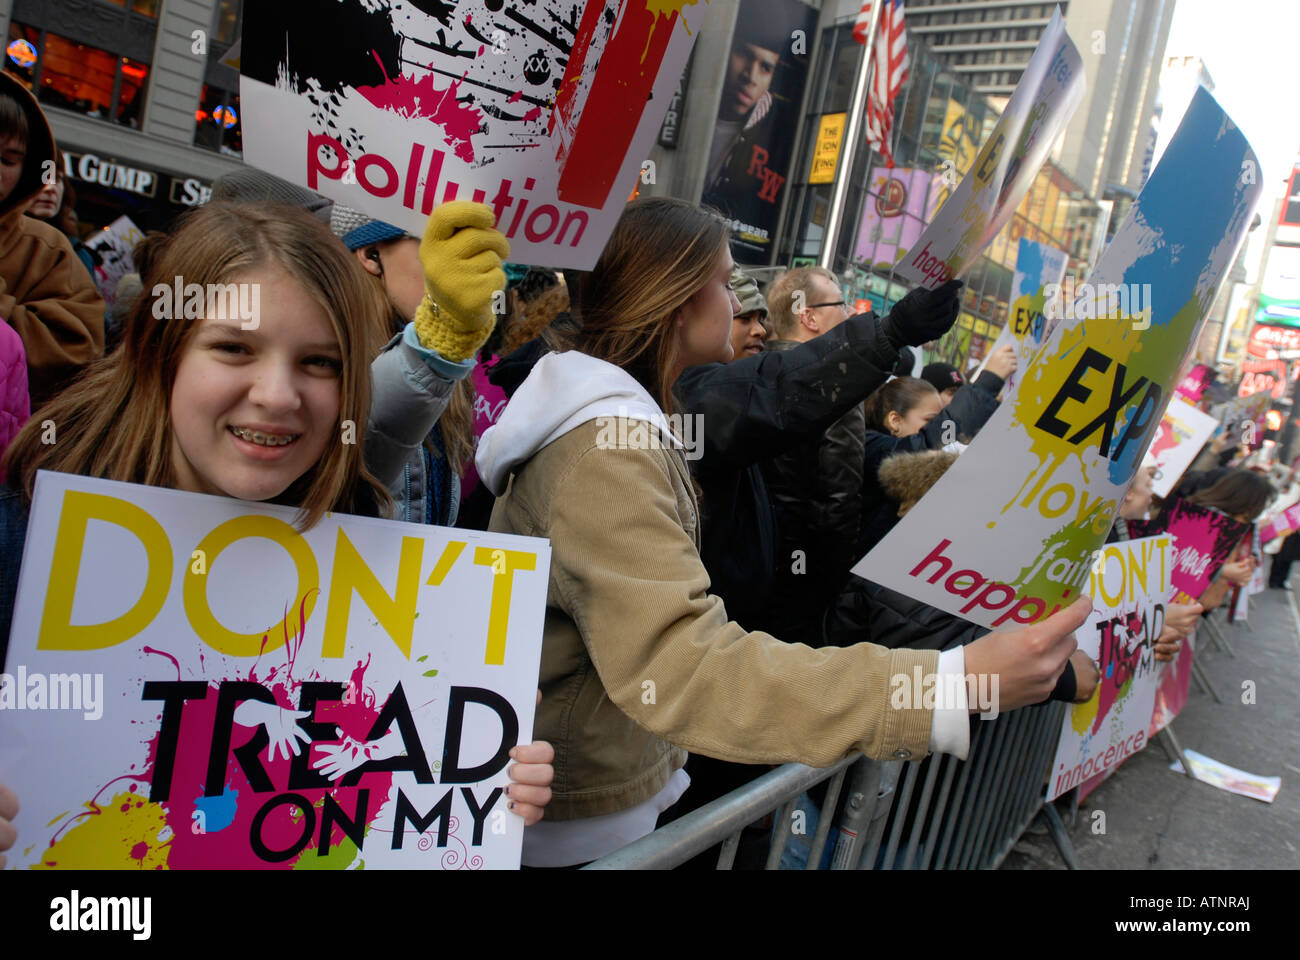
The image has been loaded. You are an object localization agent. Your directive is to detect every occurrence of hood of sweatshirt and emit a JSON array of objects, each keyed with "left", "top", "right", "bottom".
[
  {"left": 0, "top": 71, "right": 55, "bottom": 228},
  {"left": 475, "top": 349, "right": 681, "bottom": 496}
]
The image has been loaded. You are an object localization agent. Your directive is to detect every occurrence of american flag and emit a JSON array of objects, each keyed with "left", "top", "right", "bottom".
[{"left": 853, "top": 0, "right": 910, "bottom": 168}]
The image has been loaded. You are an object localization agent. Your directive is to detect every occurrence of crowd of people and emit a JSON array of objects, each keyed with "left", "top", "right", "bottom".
[{"left": 0, "top": 73, "right": 1283, "bottom": 869}]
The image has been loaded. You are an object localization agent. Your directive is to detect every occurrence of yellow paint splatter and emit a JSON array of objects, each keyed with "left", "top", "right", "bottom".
[
  {"left": 1070, "top": 696, "right": 1098, "bottom": 735},
  {"left": 35, "top": 792, "right": 169, "bottom": 869}
]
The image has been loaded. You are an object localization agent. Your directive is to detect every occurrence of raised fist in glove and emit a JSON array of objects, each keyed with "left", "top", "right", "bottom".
[
  {"left": 414, "top": 200, "right": 510, "bottom": 362},
  {"left": 881, "top": 278, "right": 964, "bottom": 348}
]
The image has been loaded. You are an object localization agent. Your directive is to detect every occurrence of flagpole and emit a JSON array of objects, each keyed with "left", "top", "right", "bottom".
[{"left": 817, "top": 2, "right": 884, "bottom": 271}]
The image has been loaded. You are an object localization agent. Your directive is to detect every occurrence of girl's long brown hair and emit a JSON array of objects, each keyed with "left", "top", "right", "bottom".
[
  {"left": 567, "top": 197, "right": 730, "bottom": 414},
  {"left": 3, "top": 201, "right": 390, "bottom": 529},
  {"left": 1186, "top": 468, "right": 1275, "bottom": 521}
]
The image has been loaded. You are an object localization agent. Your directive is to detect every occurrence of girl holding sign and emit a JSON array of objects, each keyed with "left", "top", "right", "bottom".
[
  {"left": 475, "top": 197, "right": 1092, "bottom": 867},
  {"left": 0, "top": 201, "right": 553, "bottom": 867}
]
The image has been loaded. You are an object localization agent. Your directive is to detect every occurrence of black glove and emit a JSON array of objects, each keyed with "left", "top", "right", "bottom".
[{"left": 881, "top": 279, "right": 964, "bottom": 349}]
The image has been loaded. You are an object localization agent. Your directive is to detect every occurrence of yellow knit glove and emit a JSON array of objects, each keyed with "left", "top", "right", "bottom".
[{"left": 414, "top": 200, "right": 510, "bottom": 362}]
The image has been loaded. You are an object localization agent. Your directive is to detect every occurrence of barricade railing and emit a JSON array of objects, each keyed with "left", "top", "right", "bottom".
[{"left": 583, "top": 700, "right": 1071, "bottom": 870}]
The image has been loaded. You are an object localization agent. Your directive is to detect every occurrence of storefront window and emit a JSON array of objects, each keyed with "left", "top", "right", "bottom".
[
  {"left": 116, "top": 57, "right": 148, "bottom": 128},
  {"left": 3, "top": 24, "right": 149, "bottom": 127},
  {"left": 195, "top": 84, "right": 243, "bottom": 156},
  {"left": 215, "top": 0, "right": 242, "bottom": 45}
]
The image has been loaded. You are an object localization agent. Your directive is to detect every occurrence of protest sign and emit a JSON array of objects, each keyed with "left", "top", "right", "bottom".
[
  {"left": 1047, "top": 534, "right": 1173, "bottom": 801},
  {"left": 1174, "top": 363, "right": 1216, "bottom": 404},
  {"left": 1211, "top": 391, "right": 1270, "bottom": 434},
  {"left": 1146, "top": 500, "right": 1249, "bottom": 736},
  {"left": 238, "top": 0, "right": 703, "bottom": 269},
  {"left": 1260, "top": 502, "right": 1300, "bottom": 542},
  {"left": 0, "top": 472, "right": 550, "bottom": 869},
  {"left": 1230, "top": 526, "right": 1266, "bottom": 622},
  {"left": 83, "top": 215, "right": 143, "bottom": 309},
  {"left": 1170, "top": 750, "right": 1281, "bottom": 803},
  {"left": 1148, "top": 398, "right": 1220, "bottom": 498},
  {"left": 852, "top": 87, "right": 1262, "bottom": 631},
  {"left": 1159, "top": 500, "right": 1250, "bottom": 605},
  {"left": 894, "top": 9, "right": 1085, "bottom": 290},
  {"left": 980, "top": 238, "right": 1069, "bottom": 397},
  {"left": 1229, "top": 570, "right": 1264, "bottom": 622}
]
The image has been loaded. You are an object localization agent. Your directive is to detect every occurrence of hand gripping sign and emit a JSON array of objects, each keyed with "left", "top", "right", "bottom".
[
  {"left": 893, "top": 8, "right": 1085, "bottom": 290},
  {"left": 0, "top": 472, "right": 550, "bottom": 869},
  {"left": 852, "top": 87, "right": 1263, "bottom": 632},
  {"left": 238, "top": 0, "right": 702, "bottom": 269}
]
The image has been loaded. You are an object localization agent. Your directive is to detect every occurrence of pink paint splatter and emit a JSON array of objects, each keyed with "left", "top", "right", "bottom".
[
  {"left": 355, "top": 72, "right": 484, "bottom": 163},
  {"left": 142, "top": 646, "right": 182, "bottom": 680}
]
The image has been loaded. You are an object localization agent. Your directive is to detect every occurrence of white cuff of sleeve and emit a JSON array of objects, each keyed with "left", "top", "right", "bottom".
[{"left": 928, "top": 646, "right": 971, "bottom": 760}]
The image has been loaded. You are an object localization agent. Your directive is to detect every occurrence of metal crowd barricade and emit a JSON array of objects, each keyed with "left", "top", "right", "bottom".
[{"left": 583, "top": 700, "right": 1073, "bottom": 870}]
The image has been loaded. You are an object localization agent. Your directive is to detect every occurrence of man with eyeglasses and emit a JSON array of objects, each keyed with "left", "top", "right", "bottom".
[{"left": 759, "top": 266, "right": 868, "bottom": 646}]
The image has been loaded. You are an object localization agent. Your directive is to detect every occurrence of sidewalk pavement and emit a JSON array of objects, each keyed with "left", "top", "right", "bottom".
[{"left": 1003, "top": 580, "right": 1300, "bottom": 870}]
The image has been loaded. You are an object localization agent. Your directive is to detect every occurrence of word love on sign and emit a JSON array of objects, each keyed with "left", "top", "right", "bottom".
[
  {"left": 1, "top": 472, "right": 550, "bottom": 870},
  {"left": 855, "top": 87, "right": 1262, "bottom": 629}
]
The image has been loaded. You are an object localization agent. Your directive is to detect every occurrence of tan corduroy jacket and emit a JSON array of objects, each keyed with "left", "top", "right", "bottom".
[{"left": 488, "top": 417, "right": 941, "bottom": 822}]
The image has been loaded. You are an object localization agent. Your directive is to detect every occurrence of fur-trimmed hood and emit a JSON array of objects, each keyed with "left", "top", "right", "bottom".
[{"left": 878, "top": 448, "right": 959, "bottom": 509}]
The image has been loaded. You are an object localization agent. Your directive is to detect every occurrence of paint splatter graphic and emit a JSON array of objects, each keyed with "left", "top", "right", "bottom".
[
  {"left": 240, "top": 0, "right": 698, "bottom": 207},
  {"left": 35, "top": 614, "right": 478, "bottom": 869}
]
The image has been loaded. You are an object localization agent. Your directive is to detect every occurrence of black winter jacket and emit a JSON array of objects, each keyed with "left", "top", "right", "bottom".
[
  {"left": 489, "top": 314, "right": 901, "bottom": 634},
  {"left": 676, "top": 311, "right": 899, "bottom": 632},
  {"left": 857, "top": 370, "right": 1004, "bottom": 555},
  {"left": 757, "top": 338, "right": 867, "bottom": 644}
]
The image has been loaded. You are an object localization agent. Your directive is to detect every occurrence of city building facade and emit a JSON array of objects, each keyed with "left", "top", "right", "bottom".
[{"left": 0, "top": 0, "right": 244, "bottom": 235}]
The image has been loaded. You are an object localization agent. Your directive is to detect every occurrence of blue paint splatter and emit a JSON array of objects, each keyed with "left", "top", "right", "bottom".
[
  {"left": 1015, "top": 238, "right": 1044, "bottom": 299},
  {"left": 194, "top": 784, "right": 239, "bottom": 834}
]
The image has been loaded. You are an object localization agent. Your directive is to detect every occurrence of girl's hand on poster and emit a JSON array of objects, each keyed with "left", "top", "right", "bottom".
[
  {"left": 1220, "top": 557, "right": 1255, "bottom": 587},
  {"left": 1153, "top": 625, "right": 1183, "bottom": 662},
  {"left": 233, "top": 700, "right": 312, "bottom": 761},
  {"left": 1068, "top": 650, "right": 1099, "bottom": 703},
  {"left": 505, "top": 689, "right": 554, "bottom": 826},
  {"left": 506, "top": 740, "right": 554, "bottom": 827},
  {"left": 1163, "top": 601, "right": 1203, "bottom": 639},
  {"left": 984, "top": 344, "right": 1018, "bottom": 380},
  {"left": 964, "top": 595, "right": 1090, "bottom": 712},
  {"left": 0, "top": 782, "right": 16, "bottom": 869}
]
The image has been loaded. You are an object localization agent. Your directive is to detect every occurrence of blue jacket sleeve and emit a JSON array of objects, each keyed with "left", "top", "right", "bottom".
[{"left": 364, "top": 322, "right": 473, "bottom": 493}]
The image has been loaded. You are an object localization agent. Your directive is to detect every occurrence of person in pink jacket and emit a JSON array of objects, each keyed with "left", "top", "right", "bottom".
[{"left": 0, "top": 319, "right": 29, "bottom": 480}]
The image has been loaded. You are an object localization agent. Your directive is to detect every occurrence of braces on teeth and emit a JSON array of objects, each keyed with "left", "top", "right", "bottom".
[{"left": 231, "top": 427, "right": 297, "bottom": 446}]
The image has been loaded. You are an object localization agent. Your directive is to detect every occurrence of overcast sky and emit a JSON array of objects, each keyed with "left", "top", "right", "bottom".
[{"left": 1162, "top": 0, "right": 1299, "bottom": 278}]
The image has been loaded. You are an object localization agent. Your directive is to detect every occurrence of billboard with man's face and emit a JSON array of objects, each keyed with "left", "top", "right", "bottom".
[{"left": 701, "top": 0, "right": 818, "bottom": 263}]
